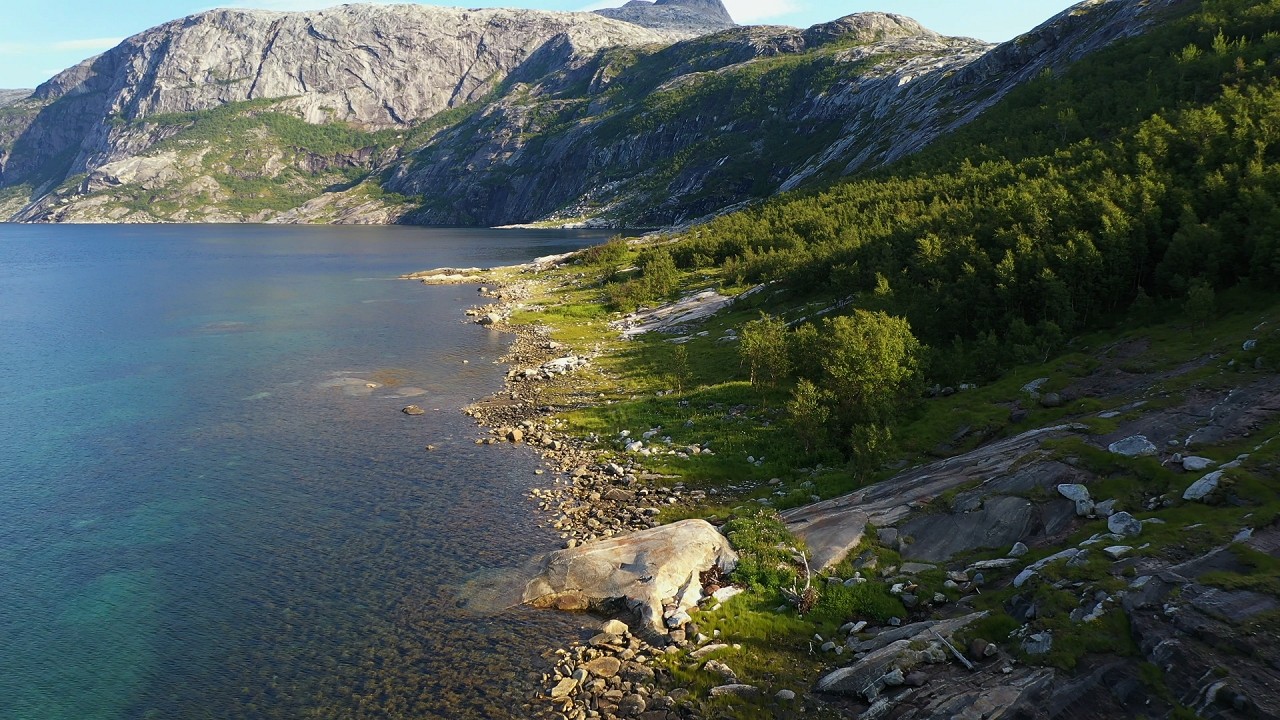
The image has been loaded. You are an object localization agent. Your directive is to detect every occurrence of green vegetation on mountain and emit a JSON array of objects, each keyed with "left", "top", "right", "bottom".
[
  {"left": 499, "top": 4, "right": 1280, "bottom": 713},
  {"left": 660, "top": 0, "right": 1280, "bottom": 383}
]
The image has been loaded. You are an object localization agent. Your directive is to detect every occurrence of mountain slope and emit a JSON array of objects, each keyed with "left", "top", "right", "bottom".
[
  {"left": 0, "top": 5, "right": 670, "bottom": 198},
  {"left": 595, "top": 0, "right": 736, "bottom": 35},
  {"left": 1, "top": 0, "right": 1188, "bottom": 225}
]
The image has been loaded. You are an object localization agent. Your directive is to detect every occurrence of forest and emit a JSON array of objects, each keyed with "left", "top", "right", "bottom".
[{"left": 609, "top": 0, "right": 1280, "bottom": 386}]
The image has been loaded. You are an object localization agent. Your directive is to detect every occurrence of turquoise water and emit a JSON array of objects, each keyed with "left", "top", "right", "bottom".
[{"left": 0, "top": 224, "right": 606, "bottom": 720}]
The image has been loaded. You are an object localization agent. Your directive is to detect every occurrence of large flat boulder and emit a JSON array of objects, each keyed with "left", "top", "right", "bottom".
[
  {"left": 783, "top": 424, "right": 1087, "bottom": 569},
  {"left": 520, "top": 519, "right": 737, "bottom": 629}
]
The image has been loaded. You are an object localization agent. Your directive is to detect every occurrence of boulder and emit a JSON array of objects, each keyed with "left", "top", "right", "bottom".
[
  {"left": 1183, "top": 471, "right": 1223, "bottom": 501},
  {"left": 477, "top": 313, "right": 501, "bottom": 326},
  {"left": 1181, "top": 456, "right": 1216, "bottom": 472},
  {"left": 1107, "top": 435, "right": 1158, "bottom": 457},
  {"left": 522, "top": 519, "right": 737, "bottom": 630},
  {"left": 1107, "top": 511, "right": 1144, "bottom": 538}
]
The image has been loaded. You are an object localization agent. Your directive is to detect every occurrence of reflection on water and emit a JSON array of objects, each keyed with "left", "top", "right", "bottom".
[{"left": 0, "top": 224, "right": 610, "bottom": 720}]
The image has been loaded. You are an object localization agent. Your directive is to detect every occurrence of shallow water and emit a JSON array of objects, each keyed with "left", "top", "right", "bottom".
[{"left": 0, "top": 224, "right": 608, "bottom": 720}]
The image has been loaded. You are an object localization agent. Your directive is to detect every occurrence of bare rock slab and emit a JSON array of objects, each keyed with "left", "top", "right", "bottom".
[{"left": 521, "top": 519, "right": 737, "bottom": 629}]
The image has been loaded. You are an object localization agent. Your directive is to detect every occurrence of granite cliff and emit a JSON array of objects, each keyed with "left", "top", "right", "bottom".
[{"left": 0, "top": 0, "right": 1188, "bottom": 224}]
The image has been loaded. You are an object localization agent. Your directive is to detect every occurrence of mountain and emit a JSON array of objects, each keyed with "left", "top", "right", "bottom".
[
  {"left": 595, "top": 0, "right": 736, "bottom": 35},
  {"left": 0, "top": 0, "right": 1185, "bottom": 224}
]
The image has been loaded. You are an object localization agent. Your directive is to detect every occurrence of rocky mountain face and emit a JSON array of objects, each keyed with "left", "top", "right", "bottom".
[
  {"left": 595, "top": 0, "right": 736, "bottom": 35},
  {"left": 1, "top": 0, "right": 1187, "bottom": 225}
]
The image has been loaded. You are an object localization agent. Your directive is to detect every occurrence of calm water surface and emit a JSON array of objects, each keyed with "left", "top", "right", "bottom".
[{"left": 0, "top": 224, "right": 609, "bottom": 720}]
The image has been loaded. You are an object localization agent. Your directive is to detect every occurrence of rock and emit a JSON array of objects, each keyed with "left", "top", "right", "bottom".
[
  {"left": 876, "top": 527, "right": 900, "bottom": 547},
  {"left": 709, "top": 684, "right": 758, "bottom": 697},
  {"left": 1022, "top": 378, "right": 1050, "bottom": 395},
  {"left": 601, "top": 619, "right": 630, "bottom": 636},
  {"left": 1107, "top": 435, "right": 1158, "bottom": 457},
  {"left": 1243, "top": 339, "right": 1259, "bottom": 351},
  {"left": 1103, "top": 545, "right": 1133, "bottom": 560},
  {"left": 899, "top": 562, "right": 937, "bottom": 575},
  {"left": 617, "top": 694, "right": 646, "bottom": 716},
  {"left": 689, "top": 643, "right": 729, "bottom": 660},
  {"left": 1182, "top": 456, "right": 1216, "bottom": 472},
  {"left": 1008, "top": 542, "right": 1030, "bottom": 558},
  {"left": 401, "top": 405, "right": 425, "bottom": 415},
  {"left": 1095, "top": 499, "right": 1117, "bottom": 517},
  {"left": 904, "top": 671, "right": 929, "bottom": 687},
  {"left": 711, "top": 586, "right": 743, "bottom": 603},
  {"left": 1107, "top": 511, "right": 1143, "bottom": 538},
  {"left": 1057, "top": 483, "right": 1091, "bottom": 502},
  {"left": 1014, "top": 548, "right": 1082, "bottom": 588},
  {"left": 1021, "top": 631, "right": 1052, "bottom": 655},
  {"left": 522, "top": 519, "right": 738, "bottom": 630},
  {"left": 898, "top": 495, "right": 1035, "bottom": 562},
  {"left": 507, "top": 428, "right": 524, "bottom": 443},
  {"left": 1183, "top": 470, "right": 1224, "bottom": 501},
  {"left": 882, "top": 668, "right": 905, "bottom": 686},
  {"left": 478, "top": 313, "right": 501, "bottom": 326},
  {"left": 969, "top": 638, "right": 990, "bottom": 660},
  {"left": 775, "top": 689, "right": 796, "bottom": 701},
  {"left": 583, "top": 656, "right": 622, "bottom": 678},
  {"left": 703, "top": 659, "right": 737, "bottom": 682},
  {"left": 550, "top": 677, "right": 578, "bottom": 699},
  {"left": 1039, "top": 392, "right": 1063, "bottom": 408}
]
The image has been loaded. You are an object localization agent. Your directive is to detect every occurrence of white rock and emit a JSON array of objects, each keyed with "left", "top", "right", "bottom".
[
  {"left": 1103, "top": 546, "right": 1133, "bottom": 560},
  {"left": 1183, "top": 471, "right": 1223, "bottom": 501},
  {"left": 1056, "top": 484, "right": 1091, "bottom": 502},
  {"left": 1108, "top": 512, "right": 1144, "bottom": 538},
  {"left": 1108, "top": 435, "right": 1158, "bottom": 457},
  {"left": 1181, "top": 456, "right": 1216, "bottom": 472}
]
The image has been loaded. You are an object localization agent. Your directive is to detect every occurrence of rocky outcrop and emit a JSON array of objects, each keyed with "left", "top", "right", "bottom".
[
  {"left": 0, "top": 4, "right": 670, "bottom": 191},
  {"left": 0, "top": 90, "right": 30, "bottom": 107},
  {"left": 595, "top": 0, "right": 736, "bottom": 35},
  {"left": 520, "top": 518, "right": 737, "bottom": 630},
  {"left": 782, "top": 424, "right": 1089, "bottom": 569}
]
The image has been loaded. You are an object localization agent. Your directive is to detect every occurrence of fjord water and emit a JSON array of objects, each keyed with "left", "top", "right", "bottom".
[{"left": 0, "top": 224, "right": 607, "bottom": 720}]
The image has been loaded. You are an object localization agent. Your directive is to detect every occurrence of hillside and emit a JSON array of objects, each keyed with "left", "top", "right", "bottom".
[
  {"left": 417, "top": 0, "right": 1280, "bottom": 717},
  {"left": 0, "top": 0, "right": 1182, "bottom": 225}
]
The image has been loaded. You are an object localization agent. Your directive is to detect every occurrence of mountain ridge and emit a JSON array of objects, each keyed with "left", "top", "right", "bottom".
[{"left": 0, "top": 0, "right": 1188, "bottom": 225}]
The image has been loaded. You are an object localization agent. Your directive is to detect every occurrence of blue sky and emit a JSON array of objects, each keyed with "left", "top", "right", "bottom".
[{"left": 0, "top": 0, "right": 1080, "bottom": 89}]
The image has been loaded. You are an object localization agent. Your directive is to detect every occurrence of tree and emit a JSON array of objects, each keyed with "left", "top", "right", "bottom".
[
  {"left": 818, "top": 311, "right": 922, "bottom": 427},
  {"left": 739, "top": 312, "right": 792, "bottom": 389},
  {"left": 639, "top": 249, "right": 678, "bottom": 298},
  {"left": 1184, "top": 278, "right": 1215, "bottom": 333},
  {"left": 786, "top": 379, "right": 830, "bottom": 454},
  {"left": 669, "top": 344, "right": 691, "bottom": 394}
]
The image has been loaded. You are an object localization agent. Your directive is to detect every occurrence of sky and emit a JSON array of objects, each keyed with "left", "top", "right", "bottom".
[{"left": 0, "top": 0, "right": 1080, "bottom": 89}]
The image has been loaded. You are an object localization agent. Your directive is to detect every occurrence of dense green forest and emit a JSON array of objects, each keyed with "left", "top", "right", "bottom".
[{"left": 628, "top": 0, "right": 1280, "bottom": 384}]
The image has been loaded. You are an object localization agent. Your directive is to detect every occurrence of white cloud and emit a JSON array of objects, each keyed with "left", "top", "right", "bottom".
[{"left": 52, "top": 38, "right": 124, "bottom": 51}]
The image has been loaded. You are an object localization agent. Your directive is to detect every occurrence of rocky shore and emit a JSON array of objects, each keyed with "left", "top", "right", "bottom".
[
  {"left": 408, "top": 257, "right": 1280, "bottom": 720},
  {"left": 411, "top": 265, "right": 734, "bottom": 720}
]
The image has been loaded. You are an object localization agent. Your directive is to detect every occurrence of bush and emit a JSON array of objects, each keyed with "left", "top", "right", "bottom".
[{"left": 722, "top": 512, "right": 799, "bottom": 591}]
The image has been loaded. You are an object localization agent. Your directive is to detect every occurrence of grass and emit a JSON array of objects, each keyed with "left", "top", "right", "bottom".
[{"left": 505, "top": 234, "right": 1280, "bottom": 712}]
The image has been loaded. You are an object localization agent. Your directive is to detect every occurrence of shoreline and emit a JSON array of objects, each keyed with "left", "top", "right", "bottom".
[{"left": 411, "top": 262, "right": 706, "bottom": 720}]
